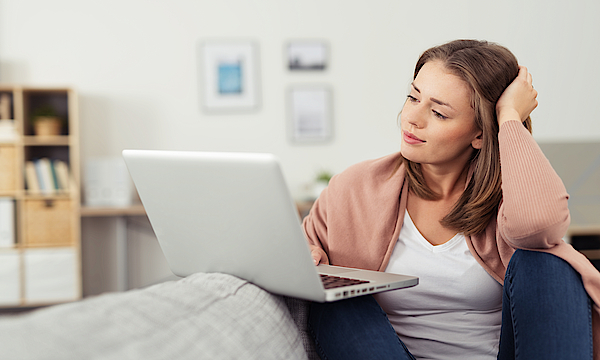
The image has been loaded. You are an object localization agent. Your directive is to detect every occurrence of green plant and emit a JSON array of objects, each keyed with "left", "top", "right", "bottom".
[
  {"left": 30, "top": 104, "right": 60, "bottom": 123},
  {"left": 315, "top": 170, "right": 333, "bottom": 184}
]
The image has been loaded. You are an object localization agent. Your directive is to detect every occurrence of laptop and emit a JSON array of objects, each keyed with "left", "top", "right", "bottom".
[{"left": 122, "top": 150, "right": 418, "bottom": 302}]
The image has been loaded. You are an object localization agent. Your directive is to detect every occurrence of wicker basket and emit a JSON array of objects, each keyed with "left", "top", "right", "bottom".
[{"left": 23, "top": 199, "right": 74, "bottom": 246}]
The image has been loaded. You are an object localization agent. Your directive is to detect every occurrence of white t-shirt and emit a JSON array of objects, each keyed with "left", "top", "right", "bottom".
[{"left": 374, "top": 210, "right": 503, "bottom": 360}]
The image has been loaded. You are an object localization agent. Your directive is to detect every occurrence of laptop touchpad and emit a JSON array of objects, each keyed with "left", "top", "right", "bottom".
[{"left": 318, "top": 265, "right": 360, "bottom": 275}]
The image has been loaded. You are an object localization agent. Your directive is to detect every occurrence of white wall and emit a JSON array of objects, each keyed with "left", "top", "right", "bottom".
[{"left": 2, "top": 0, "right": 599, "bottom": 293}]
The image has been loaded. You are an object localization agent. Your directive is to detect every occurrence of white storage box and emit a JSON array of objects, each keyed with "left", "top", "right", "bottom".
[
  {"left": 24, "top": 248, "right": 78, "bottom": 304},
  {"left": 0, "top": 197, "right": 15, "bottom": 248},
  {"left": 0, "top": 250, "right": 21, "bottom": 306},
  {"left": 84, "top": 157, "right": 132, "bottom": 207}
]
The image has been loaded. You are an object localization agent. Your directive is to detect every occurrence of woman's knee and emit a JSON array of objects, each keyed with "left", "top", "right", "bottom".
[
  {"left": 507, "top": 249, "right": 576, "bottom": 279},
  {"left": 505, "top": 249, "right": 588, "bottom": 303},
  {"left": 502, "top": 251, "right": 593, "bottom": 358}
]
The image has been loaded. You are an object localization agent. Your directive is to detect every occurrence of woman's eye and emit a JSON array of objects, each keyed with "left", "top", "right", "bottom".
[
  {"left": 406, "top": 95, "right": 418, "bottom": 103},
  {"left": 433, "top": 110, "right": 448, "bottom": 120}
]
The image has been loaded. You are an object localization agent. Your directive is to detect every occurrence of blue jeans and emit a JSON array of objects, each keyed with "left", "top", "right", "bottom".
[{"left": 308, "top": 250, "right": 593, "bottom": 360}]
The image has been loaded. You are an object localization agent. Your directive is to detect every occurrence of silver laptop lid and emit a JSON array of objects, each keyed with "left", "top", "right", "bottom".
[{"left": 122, "top": 150, "right": 327, "bottom": 301}]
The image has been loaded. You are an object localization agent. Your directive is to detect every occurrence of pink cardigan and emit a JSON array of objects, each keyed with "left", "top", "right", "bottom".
[{"left": 303, "top": 120, "right": 600, "bottom": 358}]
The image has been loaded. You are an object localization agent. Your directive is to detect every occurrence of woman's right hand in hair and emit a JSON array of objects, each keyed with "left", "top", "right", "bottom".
[{"left": 496, "top": 65, "right": 538, "bottom": 127}]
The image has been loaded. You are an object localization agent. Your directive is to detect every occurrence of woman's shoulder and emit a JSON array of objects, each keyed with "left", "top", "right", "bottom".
[{"left": 330, "top": 152, "right": 405, "bottom": 189}]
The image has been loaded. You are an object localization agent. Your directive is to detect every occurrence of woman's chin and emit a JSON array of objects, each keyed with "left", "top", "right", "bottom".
[{"left": 400, "top": 148, "right": 418, "bottom": 163}]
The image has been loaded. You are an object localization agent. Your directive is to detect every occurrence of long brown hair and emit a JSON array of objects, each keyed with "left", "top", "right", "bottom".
[{"left": 402, "top": 39, "right": 532, "bottom": 235}]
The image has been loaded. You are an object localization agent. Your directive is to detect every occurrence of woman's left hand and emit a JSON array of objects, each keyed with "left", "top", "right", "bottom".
[{"left": 496, "top": 65, "right": 538, "bottom": 127}]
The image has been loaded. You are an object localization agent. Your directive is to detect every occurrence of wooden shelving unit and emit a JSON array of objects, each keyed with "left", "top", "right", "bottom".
[
  {"left": 566, "top": 226, "right": 600, "bottom": 271},
  {"left": 0, "top": 86, "right": 81, "bottom": 308}
]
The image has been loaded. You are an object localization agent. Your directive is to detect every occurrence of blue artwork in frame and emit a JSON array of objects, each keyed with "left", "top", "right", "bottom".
[
  {"left": 218, "top": 62, "right": 243, "bottom": 94},
  {"left": 201, "top": 41, "right": 260, "bottom": 112}
]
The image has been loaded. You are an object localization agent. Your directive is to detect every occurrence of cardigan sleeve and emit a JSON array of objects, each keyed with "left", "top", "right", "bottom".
[
  {"left": 497, "top": 120, "right": 570, "bottom": 249},
  {"left": 302, "top": 184, "right": 331, "bottom": 265},
  {"left": 302, "top": 153, "right": 406, "bottom": 270}
]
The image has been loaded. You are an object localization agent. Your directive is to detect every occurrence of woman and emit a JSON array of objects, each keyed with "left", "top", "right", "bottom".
[{"left": 303, "top": 39, "right": 600, "bottom": 359}]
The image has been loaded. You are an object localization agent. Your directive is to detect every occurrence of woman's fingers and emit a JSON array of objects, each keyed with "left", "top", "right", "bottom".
[
  {"left": 497, "top": 66, "right": 538, "bottom": 125},
  {"left": 311, "top": 249, "right": 322, "bottom": 265}
]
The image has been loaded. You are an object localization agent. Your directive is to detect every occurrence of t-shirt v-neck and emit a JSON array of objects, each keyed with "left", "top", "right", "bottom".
[{"left": 404, "top": 209, "right": 463, "bottom": 253}]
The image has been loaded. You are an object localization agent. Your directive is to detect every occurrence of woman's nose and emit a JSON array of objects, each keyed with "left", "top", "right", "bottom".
[{"left": 402, "top": 103, "right": 425, "bottom": 129}]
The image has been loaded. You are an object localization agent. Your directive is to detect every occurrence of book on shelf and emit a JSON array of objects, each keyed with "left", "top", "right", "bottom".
[
  {"left": 25, "top": 162, "right": 40, "bottom": 194},
  {"left": 35, "top": 158, "right": 54, "bottom": 195},
  {"left": 0, "top": 197, "right": 15, "bottom": 247},
  {"left": 25, "top": 158, "right": 71, "bottom": 195},
  {"left": 54, "top": 160, "right": 70, "bottom": 191}
]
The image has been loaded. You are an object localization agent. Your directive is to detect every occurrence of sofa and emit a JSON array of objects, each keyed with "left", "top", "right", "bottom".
[{"left": 0, "top": 272, "right": 321, "bottom": 360}]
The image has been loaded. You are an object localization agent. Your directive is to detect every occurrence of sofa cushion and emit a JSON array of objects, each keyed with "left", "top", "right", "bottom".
[
  {"left": 283, "top": 296, "right": 322, "bottom": 360},
  {"left": 0, "top": 273, "right": 308, "bottom": 360}
]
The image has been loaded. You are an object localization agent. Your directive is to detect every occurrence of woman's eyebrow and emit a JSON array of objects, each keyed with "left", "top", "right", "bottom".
[
  {"left": 411, "top": 82, "right": 455, "bottom": 110},
  {"left": 431, "top": 97, "right": 454, "bottom": 110},
  {"left": 411, "top": 82, "right": 420, "bottom": 93}
]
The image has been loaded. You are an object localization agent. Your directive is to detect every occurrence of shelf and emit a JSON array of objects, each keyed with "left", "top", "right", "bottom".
[
  {"left": 23, "top": 193, "right": 73, "bottom": 200},
  {"left": 23, "top": 136, "right": 71, "bottom": 146},
  {"left": 80, "top": 205, "right": 146, "bottom": 217},
  {"left": 567, "top": 225, "right": 600, "bottom": 237},
  {"left": 0, "top": 191, "right": 18, "bottom": 197}
]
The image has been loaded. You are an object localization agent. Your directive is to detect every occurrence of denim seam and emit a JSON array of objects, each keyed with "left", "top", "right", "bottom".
[
  {"left": 380, "top": 315, "right": 416, "bottom": 360},
  {"left": 588, "top": 298, "right": 593, "bottom": 359},
  {"left": 396, "top": 336, "right": 416, "bottom": 360},
  {"left": 307, "top": 314, "right": 330, "bottom": 360},
  {"left": 377, "top": 300, "right": 416, "bottom": 360},
  {"left": 507, "top": 252, "right": 519, "bottom": 359}
]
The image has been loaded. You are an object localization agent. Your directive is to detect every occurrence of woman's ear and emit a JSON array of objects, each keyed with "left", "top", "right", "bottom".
[{"left": 471, "top": 132, "right": 483, "bottom": 150}]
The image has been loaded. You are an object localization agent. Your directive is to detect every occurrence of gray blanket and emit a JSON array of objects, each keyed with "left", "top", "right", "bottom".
[{"left": 0, "top": 273, "right": 309, "bottom": 360}]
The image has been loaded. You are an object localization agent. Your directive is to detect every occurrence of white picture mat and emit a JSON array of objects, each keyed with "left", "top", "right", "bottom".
[
  {"left": 201, "top": 42, "right": 259, "bottom": 111},
  {"left": 288, "top": 87, "right": 332, "bottom": 142}
]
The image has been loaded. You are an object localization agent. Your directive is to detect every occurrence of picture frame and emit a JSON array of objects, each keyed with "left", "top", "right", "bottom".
[
  {"left": 286, "top": 41, "right": 328, "bottom": 71},
  {"left": 200, "top": 41, "right": 260, "bottom": 112},
  {"left": 287, "top": 85, "right": 333, "bottom": 143}
]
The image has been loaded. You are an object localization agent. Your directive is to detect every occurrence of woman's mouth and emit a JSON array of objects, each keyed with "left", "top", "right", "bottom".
[{"left": 403, "top": 131, "right": 425, "bottom": 145}]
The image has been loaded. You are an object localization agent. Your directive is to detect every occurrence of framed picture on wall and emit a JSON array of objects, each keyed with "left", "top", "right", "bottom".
[
  {"left": 200, "top": 41, "right": 260, "bottom": 112},
  {"left": 287, "top": 85, "right": 333, "bottom": 143},
  {"left": 286, "top": 41, "right": 328, "bottom": 71}
]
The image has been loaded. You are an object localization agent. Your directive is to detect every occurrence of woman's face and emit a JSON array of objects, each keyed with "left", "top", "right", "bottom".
[{"left": 400, "top": 60, "right": 482, "bottom": 171}]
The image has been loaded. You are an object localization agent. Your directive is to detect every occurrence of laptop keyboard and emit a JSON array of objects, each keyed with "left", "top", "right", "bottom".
[{"left": 320, "top": 274, "right": 370, "bottom": 289}]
